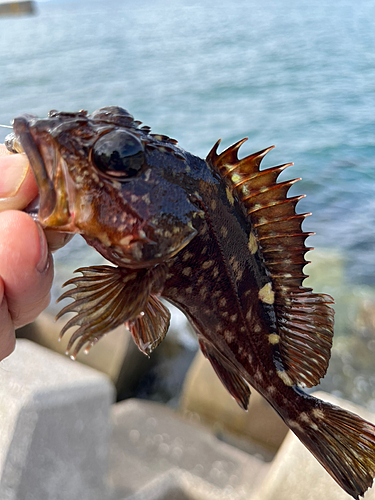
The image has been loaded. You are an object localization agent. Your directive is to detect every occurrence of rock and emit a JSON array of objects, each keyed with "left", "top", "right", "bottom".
[
  {"left": 109, "top": 399, "right": 271, "bottom": 500},
  {"left": 0, "top": 339, "right": 115, "bottom": 500},
  {"left": 17, "top": 313, "right": 152, "bottom": 397},
  {"left": 180, "top": 351, "right": 288, "bottom": 454},
  {"left": 252, "top": 391, "right": 375, "bottom": 500}
]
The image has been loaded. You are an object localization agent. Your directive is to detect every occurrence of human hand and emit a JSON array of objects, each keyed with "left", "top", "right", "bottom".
[{"left": 0, "top": 145, "right": 69, "bottom": 361}]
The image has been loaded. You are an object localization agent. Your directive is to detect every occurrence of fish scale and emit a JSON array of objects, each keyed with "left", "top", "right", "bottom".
[{"left": 5, "top": 106, "right": 375, "bottom": 499}]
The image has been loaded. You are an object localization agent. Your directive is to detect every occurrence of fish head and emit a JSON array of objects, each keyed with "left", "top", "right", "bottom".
[{"left": 12, "top": 106, "right": 201, "bottom": 267}]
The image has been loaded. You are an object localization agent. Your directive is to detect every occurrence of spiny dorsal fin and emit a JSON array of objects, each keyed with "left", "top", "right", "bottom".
[{"left": 207, "top": 140, "right": 334, "bottom": 388}]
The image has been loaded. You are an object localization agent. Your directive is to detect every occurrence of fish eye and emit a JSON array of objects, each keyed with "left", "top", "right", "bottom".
[{"left": 92, "top": 130, "right": 145, "bottom": 179}]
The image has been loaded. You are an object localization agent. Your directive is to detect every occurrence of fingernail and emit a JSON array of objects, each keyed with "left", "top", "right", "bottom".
[
  {"left": 0, "top": 154, "right": 29, "bottom": 198},
  {"left": 35, "top": 222, "right": 49, "bottom": 273}
]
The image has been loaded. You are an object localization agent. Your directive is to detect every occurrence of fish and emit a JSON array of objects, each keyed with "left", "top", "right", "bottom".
[{"left": 6, "top": 106, "right": 375, "bottom": 499}]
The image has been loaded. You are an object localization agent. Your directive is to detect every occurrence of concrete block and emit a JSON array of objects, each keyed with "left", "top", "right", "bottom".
[
  {"left": 180, "top": 351, "right": 288, "bottom": 453},
  {"left": 109, "top": 399, "right": 270, "bottom": 500},
  {"left": 252, "top": 392, "right": 375, "bottom": 500},
  {"left": 17, "top": 312, "right": 150, "bottom": 392},
  {"left": 0, "top": 339, "right": 115, "bottom": 500}
]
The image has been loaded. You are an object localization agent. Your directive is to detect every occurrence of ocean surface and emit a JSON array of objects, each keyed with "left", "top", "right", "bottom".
[{"left": 1, "top": 0, "right": 375, "bottom": 407}]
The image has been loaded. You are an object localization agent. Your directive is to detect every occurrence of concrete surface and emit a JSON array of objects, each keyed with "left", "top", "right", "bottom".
[
  {"left": 109, "top": 399, "right": 271, "bottom": 500},
  {"left": 180, "top": 351, "right": 288, "bottom": 453},
  {"left": 2, "top": 338, "right": 375, "bottom": 500},
  {"left": 252, "top": 391, "right": 375, "bottom": 500},
  {"left": 17, "top": 312, "right": 152, "bottom": 395},
  {"left": 0, "top": 339, "right": 115, "bottom": 500}
]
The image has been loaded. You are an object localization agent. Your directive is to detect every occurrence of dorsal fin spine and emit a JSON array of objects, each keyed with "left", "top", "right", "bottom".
[
  {"left": 207, "top": 139, "right": 335, "bottom": 388},
  {"left": 207, "top": 141, "right": 275, "bottom": 181}
]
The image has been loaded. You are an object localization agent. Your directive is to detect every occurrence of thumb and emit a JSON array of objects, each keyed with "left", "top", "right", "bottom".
[{"left": 0, "top": 146, "right": 38, "bottom": 211}]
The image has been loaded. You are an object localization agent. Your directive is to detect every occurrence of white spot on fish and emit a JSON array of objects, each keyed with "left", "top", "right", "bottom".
[
  {"left": 120, "top": 235, "right": 133, "bottom": 246},
  {"left": 248, "top": 232, "right": 258, "bottom": 254},
  {"left": 183, "top": 251, "right": 193, "bottom": 261},
  {"left": 132, "top": 244, "right": 143, "bottom": 261},
  {"left": 220, "top": 226, "right": 228, "bottom": 238},
  {"left": 267, "top": 386, "right": 276, "bottom": 395},
  {"left": 277, "top": 370, "right": 294, "bottom": 386},
  {"left": 287, "top": 420, "right": 304, "bottom": 433},
  {"left": 241, "top": 184, "right": 250, "bottom": 197},
  {"left": 144, "top": 169, "right": 151, "bottom": 182},
  {"left": 258, "top": 283, "right": 275, "bottom": 304},
  {"left": 246, "top": 307, "right": 253, "bottom": 321},
  {"left": 182, "top": 267, "right": 192, "bottom": 276},
  {"left": 211, "top": 199, "right": 217, "bottom": 211},
  {"left": 254, "top": 370, "right": 263, "bottom": 382},
  {"left": 202, "top": 260, "right": 214, "bottom": 269},
  {"left": 226, "top": 187, "right": 234, "bottom": 205},
  {"left": 231, "top": 173, "right": 241, "bottom": 184},
  {"left": 91, "top": 172, "right": 100, "bottom": 183},
  {"left": 299, "top": 412, "right": 311, "bottom": 424},
  {"left": 268, "top": 334, "right": 280, "bottom": 345},
  {"left": 199, "top": 223, "right": 208, "bottom": 236},
  {"left": 212, "top": 267, "right": 219, "bottom": 279},
  {"left": 99, "top": 232, "right": 112, "bottom": 247},
  {"left": 312, "top": 408, "right": 324, "bottom": 420},
  {"left": 230, "top": 314, "right": 238, "bottom": 323},
  {"left": 224, "top": 330, "right": 235, "bottom": 343}
]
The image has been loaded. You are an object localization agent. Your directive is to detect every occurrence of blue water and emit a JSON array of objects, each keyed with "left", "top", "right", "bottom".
[{"left": 1, "top": 0, "right": 375, "bottom": 406}]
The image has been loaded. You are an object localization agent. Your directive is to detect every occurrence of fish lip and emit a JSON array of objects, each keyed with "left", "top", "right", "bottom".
[{"left": 12, "top": 115, "right": 58, "bottom": 221}]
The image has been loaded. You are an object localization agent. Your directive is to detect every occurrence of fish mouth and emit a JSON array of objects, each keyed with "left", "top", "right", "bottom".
[{"left": 12, "top": 115, "right": 71, "bottom": 227}]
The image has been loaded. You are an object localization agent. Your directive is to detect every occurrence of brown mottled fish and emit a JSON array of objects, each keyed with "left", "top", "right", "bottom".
[{"left": 6, "top": 107, "right": 375, "bottom": 498}]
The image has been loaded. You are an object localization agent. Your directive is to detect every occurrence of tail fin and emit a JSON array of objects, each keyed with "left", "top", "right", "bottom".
[{"left": 285, "top": 396, "right": 375, "bottom": 499}]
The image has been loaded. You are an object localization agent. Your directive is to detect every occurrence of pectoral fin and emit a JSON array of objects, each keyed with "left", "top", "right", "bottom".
[{"left": 56, "top": 264, "right": 169, "bottom": 359}]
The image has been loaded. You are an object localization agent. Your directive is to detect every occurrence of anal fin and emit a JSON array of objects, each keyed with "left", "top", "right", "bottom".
[{"left": 199, "top": 340, "right": 250, "bottom": 410}]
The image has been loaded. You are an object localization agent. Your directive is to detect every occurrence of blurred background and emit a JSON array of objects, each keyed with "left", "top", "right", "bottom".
[{"left": 1, "top": 0, "right": 375, "bottom": 413}]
